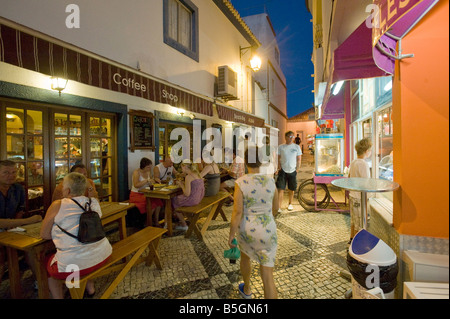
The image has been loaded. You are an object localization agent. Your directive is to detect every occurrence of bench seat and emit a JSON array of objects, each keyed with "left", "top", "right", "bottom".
[
  {"left": 64, "top": 226, "right": 166, "bottom": 299},
  {"left": 175, "top": 191, "right": 230, "bottom": 240}
]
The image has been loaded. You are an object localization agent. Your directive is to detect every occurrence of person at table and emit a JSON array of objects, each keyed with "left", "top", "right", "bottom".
[
  {"left": 220, "top": 149, "right": 245, "bottom": 205},
  {"left": 200, "top": 157, "right": 221, "bottom": 197},
  {"left": 228, "top": 146, "right": 279, "bottom": 299},
  {"left": 154, "top": 157, "right": 175, "bottom": 184},
  {"left": 172, "top": 159, "right": 205, "bottom": 231},
  {"left": 348, "top": 138, "right": 373, "bottom": 242},
  {"left": 52, "top": 164, "right": 98, "bottom": 202},
  {"left": 40, "top": 172, "right": 113, "bottom": 299},
  {"left": 129, "top": 158, "right": 164, "bottom": 227},
  {"left": 0, "top": 160, "right": 42, "bottom": 230}
]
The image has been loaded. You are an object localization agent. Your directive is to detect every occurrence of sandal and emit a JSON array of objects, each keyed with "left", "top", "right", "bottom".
[{"left": 238, "top": 283, "right": 252, "bottom": 299}]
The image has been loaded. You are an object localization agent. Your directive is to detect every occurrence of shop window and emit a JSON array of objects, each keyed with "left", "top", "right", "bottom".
[
  {"left": 377, "top": 107, "right": 393, "bottom": 182},
  {"left": 2, "top": 99, "right": 118, "bottom": 213},
  {"left": 159, "top": 122, "right": 193, "bottom": 166},
  {"left": 163, "top": 0, "right": 199, "bottom": 61},
  {"left": 351, "top": 80, "right": 360, "bottom": 123},
  {"left": 4, "top": 106, "right": 45, "bottom": 217},
  {"left": 361, "top": 78, "right": 375, "bottom": 116}
]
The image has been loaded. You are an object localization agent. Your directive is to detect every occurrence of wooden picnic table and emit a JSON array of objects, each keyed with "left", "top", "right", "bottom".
[
  {"left": 0, "top": 201, "right": 135, "bottom": 299},
  {"left": 142, "top": 185, "right": 182, "bottom": 237}
]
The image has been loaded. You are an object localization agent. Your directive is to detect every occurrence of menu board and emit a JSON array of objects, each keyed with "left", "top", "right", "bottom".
[{"left": 129, "top": 110, "right": 155, "bottom": 152}]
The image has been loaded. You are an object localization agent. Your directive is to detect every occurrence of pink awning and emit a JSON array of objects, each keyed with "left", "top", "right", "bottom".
[
  {"left": 321, "top": 20, "right": 396, "bottom": 119},
  {"left": 320, "top": 0, "right": 438, "bottom": 120}
]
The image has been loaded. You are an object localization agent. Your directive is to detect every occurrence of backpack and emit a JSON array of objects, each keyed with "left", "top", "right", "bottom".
[{"left": 56, "top": 198, "right": 106, "bottom": 244}]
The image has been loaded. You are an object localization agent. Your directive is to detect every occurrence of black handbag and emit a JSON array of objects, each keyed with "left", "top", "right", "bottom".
[{"left": 56, "top": 198, "right": 106, "bottom": 244}]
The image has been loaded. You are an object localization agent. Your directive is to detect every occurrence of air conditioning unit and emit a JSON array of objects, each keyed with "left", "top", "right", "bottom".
[{"left": 216, "top": 65, "right": 238, "bottom": 100}]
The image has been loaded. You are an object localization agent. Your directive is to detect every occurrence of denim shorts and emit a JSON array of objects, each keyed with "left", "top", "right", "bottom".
[{"left": 276, "top": 169, "right": 297, "bottom": 191}]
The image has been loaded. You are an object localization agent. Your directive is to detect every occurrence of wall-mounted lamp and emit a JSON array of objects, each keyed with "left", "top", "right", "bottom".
[
  {"left": 51, "top": 77, "right": 68, "bottom": 96},
  {"left": 240, "top": 46, "right": 262, "bottom": 72},
  {"left": 189, "top": 114, "right": 196, "bottom": 120}
]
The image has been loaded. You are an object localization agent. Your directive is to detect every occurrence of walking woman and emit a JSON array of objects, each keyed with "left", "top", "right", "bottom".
[{"left": 228, "top": 146, "right": 279, "bottom": 299}]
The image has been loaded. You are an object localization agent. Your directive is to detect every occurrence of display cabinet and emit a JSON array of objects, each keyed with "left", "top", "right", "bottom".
[{"left": 315, "top": 133, "right": 345, "bottom": 176}]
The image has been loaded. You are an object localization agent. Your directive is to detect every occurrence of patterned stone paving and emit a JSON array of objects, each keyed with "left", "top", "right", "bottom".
[{"left": 0, "top": 153, "right": 353, "bottom": 299}]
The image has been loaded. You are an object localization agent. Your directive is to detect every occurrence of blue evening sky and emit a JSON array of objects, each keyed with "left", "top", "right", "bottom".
[{"left": 230, "top": 0, "right": 314, "bottom": 118}]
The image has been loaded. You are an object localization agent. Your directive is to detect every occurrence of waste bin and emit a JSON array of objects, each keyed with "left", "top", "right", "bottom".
[{"left": 347, "top": 229, "right": 398, "bottom": 299}]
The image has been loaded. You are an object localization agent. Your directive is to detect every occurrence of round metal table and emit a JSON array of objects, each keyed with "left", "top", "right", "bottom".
[{"left": 331, "top": 177, "right": 399, "bottom": 229}]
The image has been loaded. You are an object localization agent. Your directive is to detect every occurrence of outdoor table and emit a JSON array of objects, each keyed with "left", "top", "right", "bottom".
[
  {"left": 143, "top": 186, "right": 182, "bottom": 237},
  {"left": 0, "top": 201, "right": 135, "bottom": 299},
  {"left": 331, "top": 177, "right": 399, "bottom": 229}
]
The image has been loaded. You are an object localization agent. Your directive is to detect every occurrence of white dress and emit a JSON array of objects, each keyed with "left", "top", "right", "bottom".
[{"left": 236, "top": 174, "right": 277, "bottom": 267}]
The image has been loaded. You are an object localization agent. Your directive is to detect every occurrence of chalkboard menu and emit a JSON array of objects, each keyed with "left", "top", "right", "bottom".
[{"left": 129, "top": 110, "right": 155, "bottom": 152}]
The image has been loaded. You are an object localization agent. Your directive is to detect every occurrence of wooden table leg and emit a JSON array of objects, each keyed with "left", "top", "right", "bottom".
[
  {"left": 146, "top": 197, "right": 153, "bottom": 227},
  {"left": 32, "top": 244, "right": 51, "bottom": 299},
  {"left": 165, "top": 199, "right": 173, "bottom": 236},
  {"left": 119, "top": 215, "right": 127, "bottom": 239},
  {"left": 6, "top": 247, "right": 21, "bottom": 298}
]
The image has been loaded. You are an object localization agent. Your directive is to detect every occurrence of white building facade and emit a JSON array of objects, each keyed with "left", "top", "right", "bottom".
[{"left": 0, "top": 0, "right": 275, "bottom": 213}]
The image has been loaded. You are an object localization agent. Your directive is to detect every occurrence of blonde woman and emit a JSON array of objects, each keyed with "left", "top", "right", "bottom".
[{"left": 172, "top": 159, "right": 205, "bottom": 231}]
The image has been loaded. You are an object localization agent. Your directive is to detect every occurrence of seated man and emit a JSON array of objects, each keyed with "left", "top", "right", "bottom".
[
  {"left": 0, "top": 160, "right": 42, "bottom": 285},
  {"left": 52, "top": 164, "right": 98, "bottom": 202},
  {"left": 0, "top": 160, "right": 42, "bottom": 230},
  {"left": 153, "top": 157, "right": 176, "bottom": 184}
]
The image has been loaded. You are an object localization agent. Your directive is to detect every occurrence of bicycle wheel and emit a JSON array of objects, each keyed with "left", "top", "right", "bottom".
[{"left": 297, "top": 179, "right": 330, "bottom": 212}]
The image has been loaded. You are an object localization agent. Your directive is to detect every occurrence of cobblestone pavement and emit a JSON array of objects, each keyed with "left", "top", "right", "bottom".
[{"left": 0, "top": 153, "right": 353, "bottom": 299}]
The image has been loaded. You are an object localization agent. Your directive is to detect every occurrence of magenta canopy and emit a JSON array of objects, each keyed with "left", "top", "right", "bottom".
[
  {"left": 321, "top": 20, "right": 396, "bottom": 119},
  {"left": 320, "top": 0, "right": 439, "bottom": 120}
]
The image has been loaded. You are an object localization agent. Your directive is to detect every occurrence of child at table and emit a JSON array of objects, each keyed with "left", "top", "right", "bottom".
[{"left": 348, "top": 138, "right": 372, "bottom": 242}]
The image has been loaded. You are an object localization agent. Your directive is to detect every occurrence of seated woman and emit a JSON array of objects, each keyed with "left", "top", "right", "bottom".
[
  {"left": 200, "top": 159, "right": 221, "bottom": 197},
  {"left": 52, "top": 164, "right": 98, "bottom": 202},
  {"left": 40, "top": 172, "right": 112, "bottom": 299},
  {"left": 129, "top": 158, "right": 164, "bottom": 227},
  {"left": 172, "top": 159, "right": 205, "bottom": 231}
]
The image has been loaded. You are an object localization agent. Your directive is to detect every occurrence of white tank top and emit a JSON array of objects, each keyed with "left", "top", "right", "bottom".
[
  {"left": 131, "top": 171, "right": 149, "bottom": 193},
  {"left": 51, "top": 197, "right": 112, "bottom": 272},
  {"left": 156, "top": 163, "right": 173, "bottom": 181}
]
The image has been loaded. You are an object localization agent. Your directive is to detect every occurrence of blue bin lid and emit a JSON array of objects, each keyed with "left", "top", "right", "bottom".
[{"left": 349, "top": 230, "right": 397, "bottom": 266}]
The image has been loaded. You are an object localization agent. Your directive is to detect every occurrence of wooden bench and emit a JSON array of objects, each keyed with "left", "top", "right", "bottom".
[
  {"left": 64, "top": 226, "right": 166, "bottom": 299},
  {"left": 175, "top": 191, "right": 230, "bottom": 241}
]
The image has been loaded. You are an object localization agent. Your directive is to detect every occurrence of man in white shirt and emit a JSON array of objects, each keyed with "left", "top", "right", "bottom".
[
  {"left": 276, "top": 131, "right": 302, "bottom": 215},
  {"left": 154, "top": 157, "right": 175, "bottom": 183}
]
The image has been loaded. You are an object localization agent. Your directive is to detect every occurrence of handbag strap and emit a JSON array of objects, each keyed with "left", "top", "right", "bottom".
[
  {"left": 71, "top": 197, "right": 91, "bottom": 212},
  {"left": 55, "top": 197, "right": 92, "bottom": 240}
]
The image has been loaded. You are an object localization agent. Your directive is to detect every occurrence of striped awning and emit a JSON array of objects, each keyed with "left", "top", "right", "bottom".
[{"left": 0, "top": 23, "right": 213, "bottom": 117}]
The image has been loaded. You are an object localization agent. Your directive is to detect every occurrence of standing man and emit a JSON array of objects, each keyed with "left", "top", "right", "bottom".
[
  {"left": 294, "top": 134, "right": 301, "bottom": 145},
  {"left": 0, "top": 160, "right": 42, "bottom": 230},
  {"left": 276, "top": 131, "right": 302, "bottom": 215}
]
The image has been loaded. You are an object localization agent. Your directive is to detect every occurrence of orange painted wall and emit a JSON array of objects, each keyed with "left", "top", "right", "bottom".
[{"left": 393, "top": 0, "right": 449, "bottom": 238}]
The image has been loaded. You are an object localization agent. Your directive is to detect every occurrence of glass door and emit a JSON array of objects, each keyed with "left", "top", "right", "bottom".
[
  {"left": 4, "top": 105, "right": 46, "bottom": 217},
  {"left": 88, "top": 115, "right": 115, "bottom": 202},
  {"left": 53, "top": 112, "right": 83, "bottom": 185}
]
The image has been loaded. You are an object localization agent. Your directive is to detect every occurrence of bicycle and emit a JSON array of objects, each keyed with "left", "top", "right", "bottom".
[{"left": 297, "top": 174, "right": 349, "bottom": 212}]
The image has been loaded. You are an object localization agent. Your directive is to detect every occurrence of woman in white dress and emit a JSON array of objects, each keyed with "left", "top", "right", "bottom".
[{"left": 228, "top": 146, "right": 279, "bottom": 299}]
